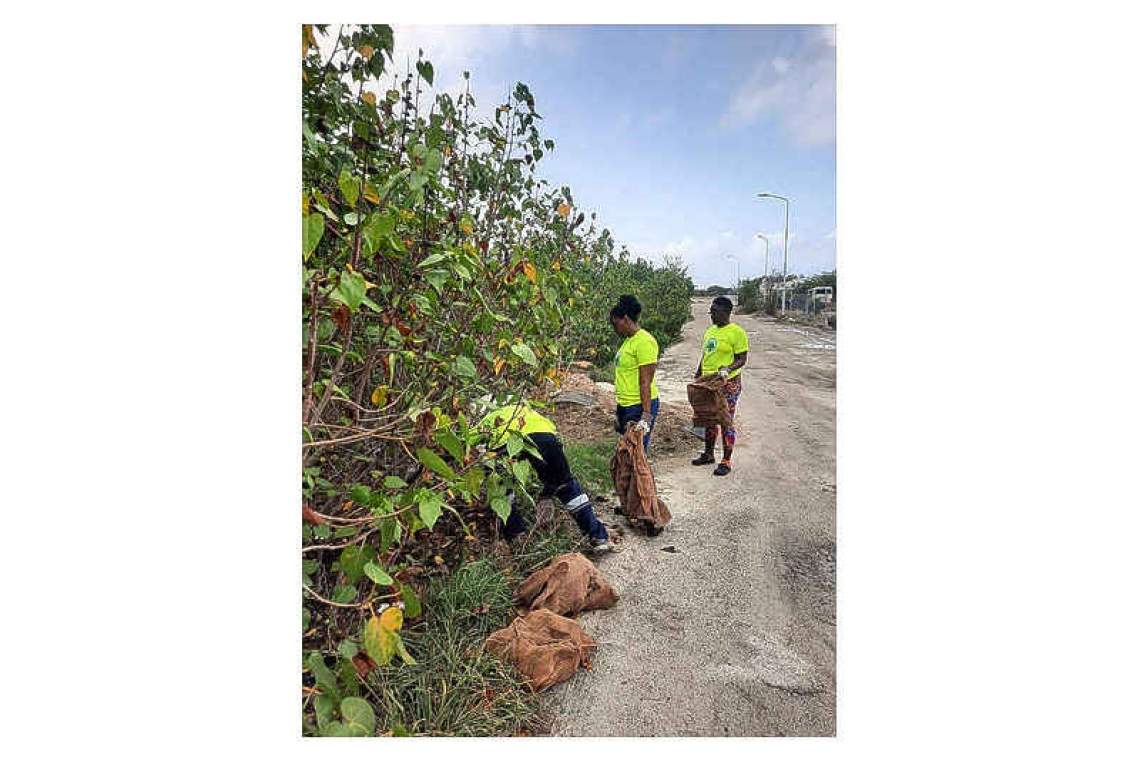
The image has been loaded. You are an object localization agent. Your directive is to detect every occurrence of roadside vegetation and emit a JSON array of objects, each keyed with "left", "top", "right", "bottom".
[{"left": 301, "top": 24, "right": 693, "bottom": 736}]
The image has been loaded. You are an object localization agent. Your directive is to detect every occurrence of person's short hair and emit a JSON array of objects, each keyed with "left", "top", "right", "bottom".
[
  {"left": 609, "top": 294, "right": 642, "bottom": 322},
  {"left": 712, "top": 296, "right": 734, "bottom": 313}
]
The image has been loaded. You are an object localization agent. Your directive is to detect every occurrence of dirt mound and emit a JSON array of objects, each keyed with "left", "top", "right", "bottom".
[{"left": 547, "top": 372, "right": 691, "bottom": 455}]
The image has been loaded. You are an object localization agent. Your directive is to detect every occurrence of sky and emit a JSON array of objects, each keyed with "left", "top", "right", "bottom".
[{"left": 373, "top": 24, "right": 836, "bottom": 287}]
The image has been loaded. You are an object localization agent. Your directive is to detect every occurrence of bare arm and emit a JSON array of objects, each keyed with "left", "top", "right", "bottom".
[
  {"left": 639, "top": 363, "right": 657, "bottom": 414},
  {"left": 721, "top": 351, "right": 748, "bottom": 374}
]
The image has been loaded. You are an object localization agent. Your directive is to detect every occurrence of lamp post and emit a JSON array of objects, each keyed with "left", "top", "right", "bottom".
[
  {"left": 757, "top": 193, "right": 790, "bottom": 312},
  {"left": 725, "top": 253, "right": 740, "bottom": 304},
  {"left": 756, "top": 232, "right": 770, "bottom": 307}
]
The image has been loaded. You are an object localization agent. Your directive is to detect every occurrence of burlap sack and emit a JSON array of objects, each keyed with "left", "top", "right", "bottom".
[
  {"left": 514, "top": 552, "right": 619, "bottom": 616},
  {"left": 484, "top": 608, "right": 598, "bottom": 691},
  {"left": 687, "top": 374, "right": 733, "bottom": 429},
  {"left": 610, "top": 426, "right": 672, "bottom": 528}
]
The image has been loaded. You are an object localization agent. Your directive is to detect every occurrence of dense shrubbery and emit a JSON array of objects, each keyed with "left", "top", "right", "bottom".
[
  {"left": 736, "top": 277, "right": 762, "bottom": 313},
  {"left": 300, "top": 24, "right": 692, "bottom": 736}
]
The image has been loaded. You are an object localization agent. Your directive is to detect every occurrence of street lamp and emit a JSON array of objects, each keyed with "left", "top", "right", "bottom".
[
  {"left": 725, "top": 253, "right": 740, "bottom": 303},
  {"left": 756, "top": 232, "right": 770, "bottom": 306},
  {"left": 757, "top": 192, "right": 790, "bottom": 312}
]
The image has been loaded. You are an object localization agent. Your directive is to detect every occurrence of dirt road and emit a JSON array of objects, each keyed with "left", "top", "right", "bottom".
[{"left": 545, "top": 298, "right": 837, "bottom": 736}]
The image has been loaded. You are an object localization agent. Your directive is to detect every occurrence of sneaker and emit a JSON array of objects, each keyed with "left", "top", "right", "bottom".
[
  {"left": 691, "top": 452, "right": 716, "bottom": 466},
  {"left": 713, "top": 462, "right": 732, "bottom": 476},
  {"left": 590, "top": 538, "right": 617, "bottom": 555}
]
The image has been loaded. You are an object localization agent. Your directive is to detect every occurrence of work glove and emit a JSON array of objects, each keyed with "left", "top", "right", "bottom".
[
  {"left": 634, "top": 413, "right": 654, "bottom": 434},
  {"left": 718, "top": 366, "right": 730, "bottom": 379}
]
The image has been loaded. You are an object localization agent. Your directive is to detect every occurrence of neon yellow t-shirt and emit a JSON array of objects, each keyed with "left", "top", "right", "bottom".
[
  {"left": 700, "top": 323, "right": 749, "bottom": 379},
  {"left": 614, "top": 328, "right": 660, "bottom": 407},
  {"left": 478, "top": 404, "right": 557, "bottom": 440}
]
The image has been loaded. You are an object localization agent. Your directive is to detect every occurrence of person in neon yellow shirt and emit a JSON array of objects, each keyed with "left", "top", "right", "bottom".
[
  {"left": 478, "top": 402, "right": 614, "bottom": 553},
  {"left": 609, "top": 294, "right": 659, "bottom": 451},
  {"left": 691, "top": 296, "right": 749, "bottom": 476}
]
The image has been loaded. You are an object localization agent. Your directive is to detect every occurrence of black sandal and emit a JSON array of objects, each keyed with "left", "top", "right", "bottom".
[
  {"left": 691, "top": 453, "right": 716, "bottom": 466},
  {"left": 713, "top": 462, "right": 732, "bottom": 476}
]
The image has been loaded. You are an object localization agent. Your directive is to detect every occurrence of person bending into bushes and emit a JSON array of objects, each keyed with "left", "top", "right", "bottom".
[
  {"left": 608, "top": 294, "right": 659, "bottom": 451},
  {"left": 692, "top": 296, "right": 749, "bottom": 476},
  {"left": 478, "top": 402, "right": 615, "bottom": 554}
]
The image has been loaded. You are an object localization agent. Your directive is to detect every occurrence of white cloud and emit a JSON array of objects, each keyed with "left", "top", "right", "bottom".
[
  {"left": 720, "top": 27, "right": 836, "bottom": 146},
  {"left": 623, "top": 228, "right": 818, "bottom": 287}
]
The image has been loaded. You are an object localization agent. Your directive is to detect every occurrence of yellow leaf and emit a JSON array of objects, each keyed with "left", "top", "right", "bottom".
[
  {"left": 357, "top": 45, "right": 375, "bottom": 60},
  {"left": 364, "top": 608, "right": 406, "bottom": 666},
  {"left": 523, "top": 261, "right": 537, "bottom": 284},
  {"left": 552, "top": 261, "right": 562, "bottom": 271},
  {"left": 302, "top": 24, "right": 313, "bottom": 57},
  {"left": 362, "top": 91, "right": 376, "bottom": 106},
  {"left": 498, "top": 339, "right": 508, "bottom": 349},
  {"left": 556, "top": 203, "right": 571, "bottom": 218},
  {"left": 381, "top": 605, "right": 403, "bottom": 631},
  {"left": 362, "top": 181, "right": 380, "bottom": 204},
  {"left": 371, "top": 386, "right": 388, "bottom": 406},
  {"left": 494, "top": 357, "right": 506, "bottom": 375},
  {"left": 444, "top": 145, "right": 452, "bottom": 158},
  {"left": 568, "top": 297, "right": 575, "bottom": 307},
  {"left": 459, "top": 218, "right": 474, "bottom": 235},
  {"left": 387, "top": 89, "right": 400, "bottom": 102},
  {"left": 302, "top": 194, "right": 310, "bottom": 215}
]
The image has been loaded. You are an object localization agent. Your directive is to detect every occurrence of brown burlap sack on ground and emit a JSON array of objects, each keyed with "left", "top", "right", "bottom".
[
  {"left": 484, "top": 608, "right": 598, "bottom": 691},
  {"left": 687, "top": 374, "right": 733, "bottom": 429},
  {"left": 610, "top": 426, "right": 672, "bottom": 528},
  {"left": 514, "top": 552, "right": 619, "bottom": 616}
]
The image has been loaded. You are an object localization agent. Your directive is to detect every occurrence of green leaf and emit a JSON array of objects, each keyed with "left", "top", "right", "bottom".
[
  {"left": 363, "top": 561, "right": 394, "bottom": 586},
  {"left": 400, "top": 583, "right": 422, "bottom": 619},
  {"left": 408, "top": 171, "right": 427, "bottom": 191},
  {"left": 416, "top": 447, "right": 456, "bottom": 480},
  {"left": 338, "top": 169, "right": 359, "bottom": 208},
  {"left": 377, "top": 168, "right": 410, "bottom": 200},
  {"left": 463, "top": 467, "right": 485, "bottom": 500},
  {"left": 418, "top": 252, "right": 448, "bottom": 268},
  {"left": 506, "top": 433, "right": 524, "bottom": 458},
  {"left": 511, "top": 459, "right": 531, "bottom": 487},
  {"left": 337, "top": 640, "right": 359, "bottom": 660},
  {"left": 331, "top": 584, "right": 358, "bottom": 604},
  {"left": 306, "top": 653, "right": 340, "bottom": 702},
  {"left": 490, "top": 496, "right": 512, "bottom": 523},
  {"left": 416, "top": 59, "right": 434, "bottom": 86},
  {"left": 339, "top": 545, "right": 375, "bottom": 584},
  {"left": 382, "top": 476, "right": 407, "bottom": 490},
  {"left": 424, "top": 148, "right": 443, "bottom": 174},
  {"left": 511, "top": 342, "right": 537, "bottom": 366},
  {"left": 390, "top": 724, "right": 410, "bottom": 737},
  {"left": 343, "top": 212, "right": 359, "bottom": 225},
  {"left": 424, "top": 270, "right": 448, "bottom": 294},
  {"left": 435, "top": 429, "right": 465, "bottom": 461},
  {"left": 313, "top": 694, "right": 335, "bottom": 731},
  {"left": 302, "top": 214, "right": 324, "bottom": 255},
  {"left": 338, "top": 697, "right": 376, "bottom": 737},
  {"left": 416, "top": 490, "right": 444, "bottom": 529},
  {"left": 362, "top": 213, "right": 395, "bottom": 255},
  {"left": 350, "top": 484, "right": 372, "bottom": 506},
  {"left": 331, "top": 270, "right": 368, "bottom": 312},
  {"left": 454, "top": 356, "right": 476, "bottom": 379}
]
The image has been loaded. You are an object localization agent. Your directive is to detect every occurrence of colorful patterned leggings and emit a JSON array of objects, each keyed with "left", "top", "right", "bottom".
[{"left": 704, "top": 375, "right": 742, "bottom": 455}]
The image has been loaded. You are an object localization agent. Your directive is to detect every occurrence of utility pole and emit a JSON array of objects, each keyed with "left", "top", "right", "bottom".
[{"left": 757, "top": 193, "right": 791, "bottom": 313}]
